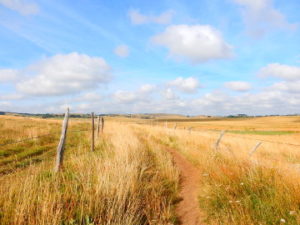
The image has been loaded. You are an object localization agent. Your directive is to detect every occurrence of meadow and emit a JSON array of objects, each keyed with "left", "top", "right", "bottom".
[{"left": 1, "top": 114, "right": 300, "bottom": 225}]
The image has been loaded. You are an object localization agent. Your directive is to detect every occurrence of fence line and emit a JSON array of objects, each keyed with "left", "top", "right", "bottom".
[
  {"left": 0, "top": 129, "right": 94, "bottom": 148},
  {"left": 0, "top": 133, "right": 60, "bottom": 147},
  {"left": 0, "top": 110, "right": 105, "bottom": 174},
  {"left": 144, "top": 122, "right": 300, "bottom": 148}
]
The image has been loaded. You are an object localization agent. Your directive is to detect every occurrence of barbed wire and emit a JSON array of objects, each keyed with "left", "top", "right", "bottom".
[
  {"left": 145, "top": 123, "right": 300, "bottom": 147},
  {"left": 0, "top": 132, "right": 59, "bottom": 147},
  {"left": 188, "top": 129, "right": 300, "bottom": 147},
  {"left": 223, "top": 133, "right": 300, "bottom": 147},
  {"left": 186, "top": 129, "right": 300, "bottom": 147}
]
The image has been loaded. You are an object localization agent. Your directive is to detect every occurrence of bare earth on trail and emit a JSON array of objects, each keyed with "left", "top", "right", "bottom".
[{"left": 164, "top": 146, "right": 204, "bottom": 225}]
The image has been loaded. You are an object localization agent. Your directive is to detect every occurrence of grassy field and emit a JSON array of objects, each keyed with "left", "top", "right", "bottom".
[{"left": 1, "top": 115, "right": 300, "bottom": 224}]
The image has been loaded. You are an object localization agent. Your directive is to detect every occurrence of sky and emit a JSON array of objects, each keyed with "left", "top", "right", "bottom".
[{"left": 0, "top": 0, "right": 300, "bottom": 115}]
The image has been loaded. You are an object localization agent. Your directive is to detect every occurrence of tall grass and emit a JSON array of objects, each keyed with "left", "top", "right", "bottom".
[
  {"left": 0, "top": 121, "right": 179, "bottom": 225},
  {"left": 138, "top": 124, "right": 300, "bottom": 224}
]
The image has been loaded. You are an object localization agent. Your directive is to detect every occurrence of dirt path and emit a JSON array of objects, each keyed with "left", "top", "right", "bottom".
[{"left": 163, "top": 146, "right": 204, "bottom": 225}]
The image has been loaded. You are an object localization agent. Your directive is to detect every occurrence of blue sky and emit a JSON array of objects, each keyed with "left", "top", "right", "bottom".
[{"left": 0, "top": 0, "right": 300, "bottom": 115}]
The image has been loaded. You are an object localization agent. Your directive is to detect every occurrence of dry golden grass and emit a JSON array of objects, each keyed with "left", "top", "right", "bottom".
[
  {"left": 2, "top": 115, "right": 300, "bottom": 225},
  {"left": 0, "top": 116, "right": 92, "bottom": 174},
  {"left": 0, "top": 117, "right": 179, "bottom": 225},
  {"left": 135, "top": 119, "right": 300, "bottom": 224}
]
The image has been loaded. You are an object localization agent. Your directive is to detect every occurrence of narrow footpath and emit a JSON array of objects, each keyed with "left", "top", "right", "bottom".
[{"left": 164, "top": 146, "right": 204, "bottom": 225}]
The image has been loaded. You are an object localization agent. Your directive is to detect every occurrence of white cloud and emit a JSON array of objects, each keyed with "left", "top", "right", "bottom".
[
  {"left": 259, "top": 63, "right": 300, "bottom": 80},
  {"left": 76, "top": 92, "right": 102, "bottom": 101},
  {"left": 3, "top": 82, "right": 300, "bottom": 115},
  {"left": 0, "top": 0, "right": 39, "bottom": 15},
  {"left": 169, "top": 77, "right": 200, "bottom": 93},
  {"left": 152, "top": 25, "right": 233, "bottom": 63},
  {"left": 0, "top": 101, "right": 12, "bottom": 108},
  {"left": 233, "top": 0, "right": 297, "bottom": 37},
  {"left": 271, "top": 81, "right": 300, "bottom": 93},
  {"left": 113, "top": 84, "right": 156, "bottom": 104},
  {"left": 15, "top": 52, "right": 111, "bottom": 96},
  {"left": 114, "top": 45, "right": 130, "bottom": 58},
  {"left": 234, "top": 0, "right": 267, "bottom": 10},
  {"left": 163, "top": 88, "right": 177, "bottom": 100},
  {"left": 128, "top": 9, "right": 174, "bottom": 25},
  {"left": 224, "top": 81, "right": 251, "bottom": 91},
  {"left": 113, "top": 90, "right": 139, "bottom": 103},
  {"left": 0, "top": 69, "right": 18, "bottom": 82},
  {"left": 139, "top": 84, "right": 156, "bottom": 93},
  {"left": 0, "top": 93, "right": 23, "bottom": 100}
]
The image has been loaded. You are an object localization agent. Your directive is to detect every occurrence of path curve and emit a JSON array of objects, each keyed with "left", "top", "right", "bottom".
[{"left": 164, "top": 146, "right": 204, "bottom": 225}]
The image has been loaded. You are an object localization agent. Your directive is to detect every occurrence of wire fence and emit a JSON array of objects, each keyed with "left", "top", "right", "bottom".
[
  {"left": 144, "top": 122, "right": 300, "bottom": 148},
  {"left": 0, "top": 111, "right": 104, "bottom": 174},
  {"left": 0, "top": 128, "right": 93, "bottom": 148},
  {"left": 223, "top": 132, "right": 300, "bottom": 147}
]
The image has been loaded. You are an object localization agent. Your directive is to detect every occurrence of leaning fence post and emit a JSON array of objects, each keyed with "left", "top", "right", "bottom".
[
  {"left": 54, "top": 108, "right": 69, "bottom": 172},
  {"left": 91, "top": 112, "right": 95, "bottom": 151},
  {"left": 214, "top": 130, "right": 226, "bottom": 151},
  {"left": 249, "top": 142, "right": 262, "bottom": 157}
]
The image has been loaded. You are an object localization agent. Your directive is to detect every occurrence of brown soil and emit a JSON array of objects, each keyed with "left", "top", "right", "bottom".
[{"left": 164, "top": 146, "right": 205, "bottom": 225}]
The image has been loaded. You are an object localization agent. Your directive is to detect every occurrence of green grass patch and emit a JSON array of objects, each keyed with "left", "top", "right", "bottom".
[{"left": 229, "top": 130, "right": 298, "bottom": 135}]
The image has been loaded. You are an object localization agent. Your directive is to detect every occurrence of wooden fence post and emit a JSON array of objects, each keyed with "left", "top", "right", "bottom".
[
  {"left": 249, "top": 142, "right": 262, "bottom": 157},
  {"left": 91, "top": 112, "right": 95, "bottom": 151},
  {"left": 101, "top": 117, "right": 104, "bottom": 133},
  {"left": 54, "top": 108, "right": 69, "bottom": 172},
  {"left": 214, "top": 130, "right": 226, "bottom": 151}
]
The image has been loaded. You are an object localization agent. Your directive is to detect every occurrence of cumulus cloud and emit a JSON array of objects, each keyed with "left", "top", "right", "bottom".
[
  {"left": 163, "top": 88, "right": 177, "bottom": 100},
  {"left": 114, "top": 45, "right": 130, "bottom": 58},
  {"left": 113, "top": 84, "right": 156, "bottom": 104},
  {"left": 15, "top": 52, "right": 111, "bottom": 96},
  {"left": 0, "top": 0, "right": 39, "bottom": 15},
  {"left": 271, "top": 81, "right": 300, "bottom": 93},
  {"left": 76, "top": 92, "right": 102, "bottom": 102},
  {"left": 3, "top": 83, "right": 300, "bottom": 115},
  {"left": 128, "top": 9, "right": 174, "bottom": 25},
  {"left": 152, "top": 25, "right": 233, "bottom": 63},
  {"left": 113, "top": 90, "right": 139, "bottom": 103},
  {"left": 224, "top": 81, "right": 251, "bottom": 91},
  {"left": 233, "top": 0, "right": 297, "bottom": 37},
  {"left": 139, "top": 84, "right": 156, "bottom": 93},
  {"left": 259, "top": 63, "right": 300, "bottom": 80},
  {"left": 0, "top": 69, "right": 18, "bottom": 82},
  {"left": 0, "top": 93, "right": 23, "bottom": 100},
  {"left": 169, "top": 77, "right": 200, "bottom": 93}
]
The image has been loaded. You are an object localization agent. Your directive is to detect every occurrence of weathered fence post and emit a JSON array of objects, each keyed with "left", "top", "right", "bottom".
[
  {"left": 174, "top": 123, "right": 177, "bottom": 130},
  {"left": 91, "top": 112, "right": 95, "bottom": 151},
  {"left": 249, "top": 142, "right": 262, "bottom": 157},
  {"left": 54, "top": 108, "right": 69, "bottom": 172},
  {"left": 101, "top": 117, "right": 104, "bottom": 133},
  {"left": 214, "top": 130, "right": 226, "bottom": 151}
]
